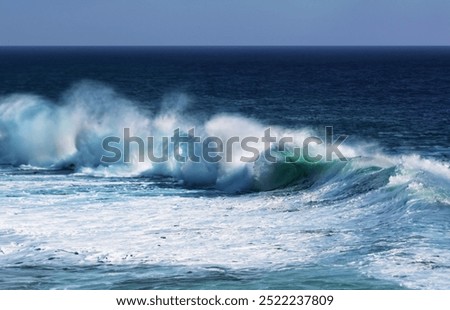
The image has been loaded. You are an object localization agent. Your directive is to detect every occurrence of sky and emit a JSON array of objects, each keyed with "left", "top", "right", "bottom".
[{"left": 0, "top": 0, "right": 449, "bottom": 46}]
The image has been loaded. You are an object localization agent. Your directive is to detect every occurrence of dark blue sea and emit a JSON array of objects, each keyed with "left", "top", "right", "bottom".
[{"left": 0, "top": 47, "right": 449, "bottom": 289}]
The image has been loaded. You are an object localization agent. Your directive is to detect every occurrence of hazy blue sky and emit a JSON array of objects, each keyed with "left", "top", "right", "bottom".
[{"left": 1, "top": 0, "right": 449, "bottom": 45}]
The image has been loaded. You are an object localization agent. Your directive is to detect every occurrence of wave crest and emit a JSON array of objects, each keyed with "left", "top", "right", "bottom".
[{"left": 1, "top": 82, "right": 449, "bottom": 195}]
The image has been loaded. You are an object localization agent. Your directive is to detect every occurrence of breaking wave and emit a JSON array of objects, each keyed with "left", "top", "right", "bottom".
[{"left": 0, "top": 82, "right": 449, "bottom": 197}]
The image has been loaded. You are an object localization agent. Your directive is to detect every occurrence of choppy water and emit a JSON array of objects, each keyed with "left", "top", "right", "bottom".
[{"left": 0, "top": 47, "right": 449, "bottom": 289}]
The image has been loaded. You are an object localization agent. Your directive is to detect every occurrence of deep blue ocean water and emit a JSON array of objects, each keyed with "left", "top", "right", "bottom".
[{"left": 0, "top": 47, "right": 449, "bottom": 289}]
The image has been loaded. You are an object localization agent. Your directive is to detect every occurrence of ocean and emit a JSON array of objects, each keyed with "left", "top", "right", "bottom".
[{"left": 0, "top": 47, "right": 449, "bottom": 289}]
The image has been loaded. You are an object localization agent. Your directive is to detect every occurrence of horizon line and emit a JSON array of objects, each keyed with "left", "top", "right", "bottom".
[{"left": 1, "top": 44, "right": 450, "bottom": 48}]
